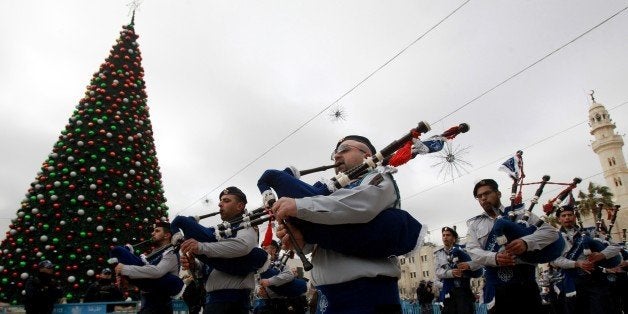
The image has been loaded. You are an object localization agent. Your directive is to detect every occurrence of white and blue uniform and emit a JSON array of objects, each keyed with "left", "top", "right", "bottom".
[{"left": 294, "top": 167, "right": 424, "bottom": 313}]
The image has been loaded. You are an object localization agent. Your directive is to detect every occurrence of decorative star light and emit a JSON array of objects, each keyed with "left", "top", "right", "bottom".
[
  {"left": 431, "top": 142, "right": 472, "bottom": 181},
  {"left": 329, "top": 106, "right": 347, "bottom": 122}
]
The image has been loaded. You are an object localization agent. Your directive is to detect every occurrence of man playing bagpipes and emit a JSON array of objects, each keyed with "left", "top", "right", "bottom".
[
  {"left": 466, "top": 179, "right": 560, "bottom": 314},
  {"left": 434, "top": 226, "right": 482, "bottom": 314},
  {"left": 273, "top": 135, "right": 418, "bottom": 314},
  {"left": 114, "top": 221, "right": 181, "bottom": 314},
  {"left": 254, "top": 240, "right": 307, "bottom": 313},
  {"left": 550, "top": 204, "right": 622, "bottom": 314},
  {"left": 179, "top": 187, "right": 258, "bottom": 314}
]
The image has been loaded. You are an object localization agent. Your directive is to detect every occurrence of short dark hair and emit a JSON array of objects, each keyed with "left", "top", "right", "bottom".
[
  {"left": 154, "top": 221, "right": 172, "bottom": 234},
  {"left": 336, "top": 135, "right": 376, "bottom": 155},
  {"left": 473, "top": 179, "right": 499, "bottom": 197}
]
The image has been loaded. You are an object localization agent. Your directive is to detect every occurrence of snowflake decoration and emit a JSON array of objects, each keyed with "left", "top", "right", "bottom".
[
  {"left": 127, "top": 0, "right": 143, "bottom": 16},
  {"left": 329, "top": 106, "right": 347, "bottom": 122},
  {"left": 431, "top": 142, "right": 472, "bottom": 181}
]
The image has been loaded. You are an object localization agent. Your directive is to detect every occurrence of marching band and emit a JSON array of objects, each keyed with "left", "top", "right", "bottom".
[{"left": 96, "top": 123, "right": 628, "bottom": 314}]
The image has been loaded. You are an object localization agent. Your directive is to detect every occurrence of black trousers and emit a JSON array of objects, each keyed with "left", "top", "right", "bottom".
[
  {"left": 489, "top": 281, "right": 542, "bottom": 314},
  {"left": 559, "top": 273, "right": 620, "bottom": 314},
  {"left": 138, "top": 292, "right": 173, "bottom": 314},
  {"left": 442, "top": 287, "right": 475, "bottom": 314}
]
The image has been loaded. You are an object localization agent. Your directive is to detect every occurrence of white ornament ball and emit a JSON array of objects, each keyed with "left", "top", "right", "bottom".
[
  {"left": 87, "top": 269, "right": 95, "bottom": 276},
  {"left": 67, "top": 276, "right": 76, "bottom": 283},
  {"left": 96, "top": 226, "right": 104, "bottom": 232},
  {"left": 77, "top": 209, "right": 85, "bottom": 216},
  {"left": 21, "top": 273, "right": 29, "bottom": 280},
  {"left": 40, "top": 235, "right": 48, "bottom": 242},
  {"left": 85, "top": 255, "right": 92, "bottom": 260}
]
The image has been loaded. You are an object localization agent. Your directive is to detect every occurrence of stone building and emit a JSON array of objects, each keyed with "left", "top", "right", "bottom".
[{"left": 587, "top": 93, "right": 628, "bottom": 242}]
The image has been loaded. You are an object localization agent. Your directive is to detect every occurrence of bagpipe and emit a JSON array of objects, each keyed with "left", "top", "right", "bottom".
[
  {"left": 438, "top": 245, "right": 482, "bottom": 302},
  {"left": 108, "top": 244, "right": 184, "bottom": 297},
  {"left": 254, "top": 122, "right": 470, "bottom": 266},
  {"left": 258, "top": 250, "right": 308, "bottom": 298},
  {"left": 571, "top": 203, "right": 622, "bottom": 269},
  {"left": 488, "top": 171, "right": 569, "bottom": 264},
  {"left": 169, "top": 214, "right": 269, "bottom": 276}
]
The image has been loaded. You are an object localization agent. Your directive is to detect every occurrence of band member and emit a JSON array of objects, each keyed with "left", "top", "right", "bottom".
[
  {"left": 115, "top": 222, "right": 179, "bottom": 314},
  {"left": 24, "top": 260, "right": 63, "bottom": 314},
  {"left": 180, "top": 187, "right": 258, "bottom": 314},
  {"left": 550, "top": 205, "right": 621, "bottom": 314},
  {"left": 466, "top": 179, "right": 559, "bottom": 314},
  {"left": 273, "top": 135, "right": 411, "bottom": 313},
  {"left": 435, "top": 226, "right": 482, "bottom": 314},
  {"left": 255, "top": 240, "right": 306, "bottom": 313},
  {"left": 84, "top": 268, "right": 125, "bottom": 312}
]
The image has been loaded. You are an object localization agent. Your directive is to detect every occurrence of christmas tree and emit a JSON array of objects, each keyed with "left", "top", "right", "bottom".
[{"left": 0, "top": 16, "right": 169, "bottom": 304}]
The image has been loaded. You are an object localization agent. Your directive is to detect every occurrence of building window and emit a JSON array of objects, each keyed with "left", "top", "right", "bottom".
[
  {"left": 422, "top": 270, "right": 430, "bottom": 277},
  {"left": 608, "top": 157, "right": 616, "bottom": 166},
  {"left": 615, "top": 177, "right": 623, "bottom": 187}
]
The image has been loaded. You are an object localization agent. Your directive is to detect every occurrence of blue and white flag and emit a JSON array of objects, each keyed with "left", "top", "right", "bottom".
[{"left": 499, "top": 153, "right": 522, "bottom": 180}]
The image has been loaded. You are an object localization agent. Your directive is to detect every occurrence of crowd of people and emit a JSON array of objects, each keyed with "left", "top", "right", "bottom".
[{"left": 19, "top": 133, "right": 628, "bottom": 314}]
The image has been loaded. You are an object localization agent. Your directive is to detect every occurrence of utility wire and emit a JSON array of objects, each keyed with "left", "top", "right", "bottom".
[
  {"left": 403, "top": 101, "right": 628, "bottom": 201},
  {"left": 177, "top": 3, "right": 628, "bottom": 215},
  {"left": 175, "top": 1, "right": 471, "bottom": 215},
  {"left": 432, "top": 4, "right": 628, "bottom": 125}
]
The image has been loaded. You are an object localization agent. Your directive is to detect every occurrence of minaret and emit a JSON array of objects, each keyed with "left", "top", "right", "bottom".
[{"left": 588, "top": 91, "right": 628, "bottom": 242}]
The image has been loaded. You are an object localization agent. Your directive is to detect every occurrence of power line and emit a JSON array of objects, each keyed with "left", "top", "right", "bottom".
[
  {"left": 432, "top": 4, "right": 628, "bottom": 125},
  {"left": 175, "top": 1, "right": 471, "bottom": 216},
  {"left": 177, "top": 4, "right": 628, "bottom": 216},
  {"left": 403, "top": 101, "right": 628, "bottom": 201}
]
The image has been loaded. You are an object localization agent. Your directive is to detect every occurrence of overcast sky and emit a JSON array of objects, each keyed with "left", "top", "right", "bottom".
[{"left": 1, "top": 1, "right": 627, "bottom": 244}]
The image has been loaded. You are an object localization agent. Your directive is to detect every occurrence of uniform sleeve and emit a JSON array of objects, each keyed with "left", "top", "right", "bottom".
[
  {"left": 550, "top": 256, "right": 576, "bottom": 269},
  {"left": 466, "top": 219, "right": 498, "bottom": 267},
  {"left": 467, "top": 260, "right": 483, "bottom": 271},
  {"left": 600, "top": 242, "right": 621, "bottom": 259},
  {"left": 294, "top": 172, "right": 397, "bottom": 225},
  {"left": 268, "top": 268, "right": 296, "bottom": 286},
  {"left": 434, "top": 251, "right": 453, "bottom": 279},
  {"left": 197, "top": 227, "right": 257, "bottom": 258},
  {"left": 520, "top": 213, "right": 560, "bottom": 251},
  {"left": 121, "top": 251, "right": 178, "bottom": 279}
]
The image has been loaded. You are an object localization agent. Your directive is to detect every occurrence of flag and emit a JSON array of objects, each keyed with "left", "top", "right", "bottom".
[{"left": 499, "top": 152, "right": 523, "bottom": 180}]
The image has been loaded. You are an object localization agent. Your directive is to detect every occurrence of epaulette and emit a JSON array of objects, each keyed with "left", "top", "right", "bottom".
[{"left": 466, "top": 214, "right": 484, "bottom": 225}]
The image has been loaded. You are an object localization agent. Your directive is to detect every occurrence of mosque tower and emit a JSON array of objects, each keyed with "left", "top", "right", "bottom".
[{"left": 588, "top": 91, "right": 628, "bottom": 242}]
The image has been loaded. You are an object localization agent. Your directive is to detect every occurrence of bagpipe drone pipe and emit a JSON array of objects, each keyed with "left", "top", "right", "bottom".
[
  {"left": 109, "top": 245, "right": 184, "bottom": 296},
  {"left": 488, "top": 174, "right": 572, "bottom": 264},
  {"left": 169, "top": 215, "right": 268, "bottom": 276},
  {"left": 438, "top": 245, "right": 483, "bottom": 302},
  {"left": 257, "top": 252, "right": 308, "bottom": 298},
  {"left": 256, "top": 122, "right": 470, "bottom": 259}
]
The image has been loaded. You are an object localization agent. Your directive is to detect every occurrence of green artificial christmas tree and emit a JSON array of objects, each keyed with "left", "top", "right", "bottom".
[{"left": 0, "top": 16, "right": 169, "bottom": 304}]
